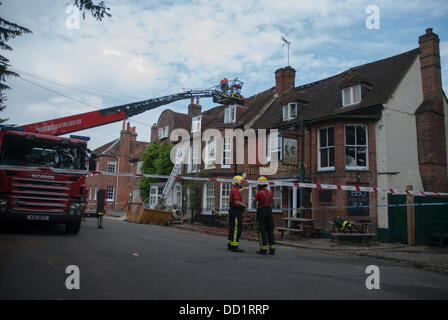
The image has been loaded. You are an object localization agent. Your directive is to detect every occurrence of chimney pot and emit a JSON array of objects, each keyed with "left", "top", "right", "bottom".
[{"left": 426, "top": 28, "right": 433, "bottom": 35}]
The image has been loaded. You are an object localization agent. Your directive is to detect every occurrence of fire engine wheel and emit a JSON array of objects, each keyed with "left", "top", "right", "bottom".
[{"left": 65, "top": 222, "right": 81, "bottom": 234}]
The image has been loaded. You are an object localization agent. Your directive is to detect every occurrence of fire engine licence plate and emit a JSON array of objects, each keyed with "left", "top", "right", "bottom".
[{"left": 26, "top": 215, "right": 50, "bottom": 221}]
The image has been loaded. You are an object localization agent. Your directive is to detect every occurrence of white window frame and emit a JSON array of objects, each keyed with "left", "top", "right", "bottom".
[
  {"left": 187, "top": 144, "right": 200, "bottom": 173},
  {"left": 282, "top": 102, "right": 298, "bottom": 121},
  {"left": 136, "top": 161, "right": 143, "bottom": 174},
  {"left": 107, "top": 160, "right": 117, "bottom": 173},
  {"left": 344, "top": 124, "right": 369, "bottom": 170},
  {"left": 191, "top": 116, "right": 202, "bottom": 133},
  {"left": 221, "top": 135, "right": 232, "bottom": 169},
  {"left": 220, "top": 183, "right": 231, "bottom": 212},
  {"left": 267, "top": 133, "right": 283, "bottom": 163},
  {"left": 158, "top": 126, "right": 169, "bottom": 139},
  {"left": 224, "top": 105, "right": 237, "bottom": 124},
  {"left": 317, "top": 126, "right": 335, "bottom": 171},
  {"left": 106, "top": 186, "right": 114, "bottom": 202},
  {"left": 205, "top": 137, "right": 216, "bottom": 169},
  {"left": 267, "top": 186, "right": 282, "bottom": 212},
  {"left": 94, "top": 186, "right": 97, "bottom": 200},
  {"left": 89, "top": 186, "right": 92, "bottom": 200},
  {"left": 203, "top": 183, "right": 215, "bottom": 215},
  {"left": 173, "top": 184, "right": 182, "bottom": 209},
  {"left": 342, "top": 85, "right": 361, "bottom": 107},
  {"left": 192, "top": 144, "right": 200, "bottom": 172},
  {"left": 248, "top": 185, "right": 258, "bottom": 212},
  {"left": 149, "top": 186, "right": 162, "bottom": 206}
]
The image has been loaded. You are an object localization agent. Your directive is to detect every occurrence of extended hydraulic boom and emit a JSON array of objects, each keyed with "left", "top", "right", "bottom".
[{"left": 19, "top": 82, "right": 245, "bottom": 136}]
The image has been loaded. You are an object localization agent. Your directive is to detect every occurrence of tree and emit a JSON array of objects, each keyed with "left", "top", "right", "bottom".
[
  {"left": 138, "top": 142, "right": 174, "bottom": 204},
  {"left": 0, "top": 1, "right": 32, "bottom": 123},
  {"left": 181, "top": 171, "right": 210, "bottom": 223},
  {"left": 0, "top": 1, "right": 110, "bottom": 123},
  {"left": 73, "top": 0, "right": 111, "bottom": 21}
]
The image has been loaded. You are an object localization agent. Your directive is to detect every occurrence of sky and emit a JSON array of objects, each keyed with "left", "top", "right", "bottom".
[{"left": 2, "top": 0, "right": 448, "bottom": 150}]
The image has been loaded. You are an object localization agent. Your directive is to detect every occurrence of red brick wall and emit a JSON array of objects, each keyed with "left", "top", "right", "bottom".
[
  {"left": 416, "top": 110, "right": 448, "bottom": 192},
  {"left": 416, "top": 28, "right": 448, "bottom": 192},
  {"left": 310, "top": 120, "right": 378, "bottom": 231}
]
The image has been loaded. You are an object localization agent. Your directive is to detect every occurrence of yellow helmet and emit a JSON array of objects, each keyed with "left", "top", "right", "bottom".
[
  {"left": 232, "top": 175, "right": 243, "bottom": 186},
  {"left": 258, "top": 176, "right": 268, "bottom": 187}
]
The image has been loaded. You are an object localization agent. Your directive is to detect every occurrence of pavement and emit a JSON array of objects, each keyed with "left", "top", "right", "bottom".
[{"left": 172, "top": 223, "right": 448, "bottom": 276}]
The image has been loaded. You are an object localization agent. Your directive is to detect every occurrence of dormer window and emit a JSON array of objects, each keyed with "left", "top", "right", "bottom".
[
  {"left": 282, "top": 103, "right": 297, "bottom": 121},
  {"left": 158, "top": 126, "right": 168, "bottom": 139},
  {"left": 191, "top": 116, "right": 202, "bottom": 133},
  {"left": 342, "top": 85, "right": 361, "bottom": 107},
  {"left": 224, "top": 105, "right": 236, "bottom": 124}
]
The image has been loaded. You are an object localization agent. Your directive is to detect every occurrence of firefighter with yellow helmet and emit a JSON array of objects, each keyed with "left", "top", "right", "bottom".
[
  {"left": 252, "top": 176, "right": 276, "bottom": 255},
  {"left": 227, "top": 175, "right": 247, "bottom": 252}
]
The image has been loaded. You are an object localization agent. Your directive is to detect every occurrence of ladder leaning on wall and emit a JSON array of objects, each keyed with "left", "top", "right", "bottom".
[{"left": 153, "top": 141, "right": 189, "bottom": 210}]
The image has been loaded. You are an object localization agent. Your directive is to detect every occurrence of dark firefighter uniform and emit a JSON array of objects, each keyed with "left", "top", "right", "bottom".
[
  {"left": 227, "top": 176, "right": 245, "bottom": 252},
  {"left": 254, "top": 177, "right": 275, "bottom": 255}
]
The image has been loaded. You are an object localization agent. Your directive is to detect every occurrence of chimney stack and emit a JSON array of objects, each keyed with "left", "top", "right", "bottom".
[
  {"left": 275, "top": 66, "right": 296, "bottom": 94},
  {"left": 188, "top": 99, "right": 202, "bottom": 118},
  {"left": 415, "top": 28, "right": 447, "bottom": 192},
  {"left": 418, "top": 28, "right": 443, "bottom": 111},
  {"left": 150, "top": 123, "right": 157, "bottom": 142}
]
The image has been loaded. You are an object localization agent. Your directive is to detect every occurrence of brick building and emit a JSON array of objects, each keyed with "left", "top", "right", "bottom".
[
  {"left": 146, "top": 99, "right": 207, "bottom": 209},
  {"left": 85, "top": 121, "right": 149, "bottom": 212},
  {"left": 175, "top": 29, "right": 445, "bottom": 232},
  {"left": 143, "top": 28, "right": 448, "bottom": 239}
]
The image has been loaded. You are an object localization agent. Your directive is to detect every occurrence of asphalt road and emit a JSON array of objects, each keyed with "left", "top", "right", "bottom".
[{"left": 1, "top": 217, "right": 448, "bottom": 300}]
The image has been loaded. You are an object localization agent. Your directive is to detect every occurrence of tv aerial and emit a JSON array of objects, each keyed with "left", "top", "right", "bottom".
[{"left": 281, "top": 36, "right": 291, "bottom": 66}]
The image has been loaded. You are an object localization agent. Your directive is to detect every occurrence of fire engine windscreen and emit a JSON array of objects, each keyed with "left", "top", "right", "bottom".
[{"left": 0, "top": 134, "right": 86, "bottom": 170}]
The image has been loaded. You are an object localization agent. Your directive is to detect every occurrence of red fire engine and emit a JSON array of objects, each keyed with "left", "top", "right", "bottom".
[{"left": 0, "top": 79, "right": 245, "bottom": 233}]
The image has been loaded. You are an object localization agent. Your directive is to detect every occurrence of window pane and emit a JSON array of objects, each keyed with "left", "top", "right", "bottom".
[
  {"left": 106, "top": 186, "right": 114, "bottom": 200},
  {"left": 289, "top": 103, "right": 297, "bottom": 118},
  {"left": 319, "top": 190, "right": 332, "bottom": 203},
  {"left": 231, "top": 105, "right": 236, "bottom": 122},
  {"left": 282, "top": 105, "right": 287, "bottom": 120},
  {"left": 328, "top": 147, "right": 335, "bottom": 167},
  {"left": 346, "top": 126, "right": 355, "bottom": 145},
  {"left": 357, "top": 147, "right": 367, "bottom": 167},
  {"left": 345, "top": 146, "right": 356, "bottom": 166},
  {"left": 320, "top": 149, "right": 328, "bottom": 168},
  {"left": 353, "top": 85, "right": 361, "bottom": 103},
  {"left": 328, "top": 127, "right": 334, "bottom": 147},
  {"left": 343, "top": 88, "right": 351, "bottom": 105},
  {"left": 319, "top": 128, "right": 327, "bottom": 148},
  {"left": 356, "top": 126, "right": 366, "bottom": 145}
]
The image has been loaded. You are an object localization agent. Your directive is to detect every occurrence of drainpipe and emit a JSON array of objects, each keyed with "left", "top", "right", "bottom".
[
  {"left": 299, "top": 116, "right": 305, "bottom": 218},
  {"left": 115, "top": 155, "right": 120, "bottom": 211}
]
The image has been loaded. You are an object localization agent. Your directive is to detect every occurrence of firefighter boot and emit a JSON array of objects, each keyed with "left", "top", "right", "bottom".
[
  {"left": 269, "top": 249, "right": 276, "bottom": 255},
  {"left": 256, "top": 249, "right": 267, "bottom": 255},
  {"left": 230, "top": 246, "right": 245, "bottom": 253}
]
